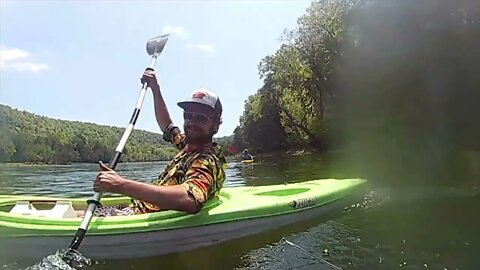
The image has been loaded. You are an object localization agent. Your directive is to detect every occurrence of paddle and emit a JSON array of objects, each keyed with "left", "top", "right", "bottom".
[{"left": 67, "top": 34, "right": 169, "bottom": 251}]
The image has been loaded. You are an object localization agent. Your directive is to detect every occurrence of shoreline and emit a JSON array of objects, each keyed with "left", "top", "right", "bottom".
[
  {"left": 225, "top": 148, "right": 322, "bottom": 161},
  {"left": 0, "top": 159, "right": 173, "bottom": 167}
]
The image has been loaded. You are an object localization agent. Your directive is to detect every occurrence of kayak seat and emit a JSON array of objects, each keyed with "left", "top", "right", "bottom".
[
  {"left": 9, "top": 200, "right": 77, "bottom": 218},
  {"left": 9, "top": 201, "right": 37, "bottom": 215}
]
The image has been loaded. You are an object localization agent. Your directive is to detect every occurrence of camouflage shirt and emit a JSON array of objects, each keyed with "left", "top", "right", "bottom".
[{"left": 133, "top": 126, "right": 226, "bottom": 213}]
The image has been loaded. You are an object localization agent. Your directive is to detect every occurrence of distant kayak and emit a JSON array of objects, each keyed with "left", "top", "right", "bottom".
[
  {"left": 0, "top": 178, "right": 367, "bottom": 261},
  {"left": 241, "top": 159, "right": 254, "bottom": 163}
]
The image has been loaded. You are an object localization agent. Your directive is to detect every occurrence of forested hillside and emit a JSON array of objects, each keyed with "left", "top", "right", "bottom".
[
  {"left": 0, "top": 104, "right": 177, "bottom": 164},
  {"left": 232, "top": 0, "right": 480, "bottom": 156},
  {"left": 232, "top": 0, "right": 357, "bottom": 153}
]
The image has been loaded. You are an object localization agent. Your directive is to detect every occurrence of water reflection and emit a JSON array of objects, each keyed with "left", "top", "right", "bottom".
[{"left": 0, "top": 161, "right": 249, "bottom": 197}]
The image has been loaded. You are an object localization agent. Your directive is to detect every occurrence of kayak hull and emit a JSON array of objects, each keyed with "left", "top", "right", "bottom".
[
  {"left": 0, "top": 178, "right": 367, "bottom": 260},
  {"left": 1, "top": 195, "right": 357, "bottom": 260}
]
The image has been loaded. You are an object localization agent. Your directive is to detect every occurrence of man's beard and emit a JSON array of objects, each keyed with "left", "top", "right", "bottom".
[{"left": 184, "top": 124, "right": 213, "bottom": 145}]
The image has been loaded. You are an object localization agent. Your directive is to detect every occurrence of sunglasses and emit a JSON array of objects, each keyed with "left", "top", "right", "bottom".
[{"left": 183, "top": 112, "right": 212, "bottom": 123}]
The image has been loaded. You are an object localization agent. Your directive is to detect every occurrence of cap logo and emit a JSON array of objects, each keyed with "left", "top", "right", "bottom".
[{"left": 192, "top": 92, "right": 207, "bottom": 99}]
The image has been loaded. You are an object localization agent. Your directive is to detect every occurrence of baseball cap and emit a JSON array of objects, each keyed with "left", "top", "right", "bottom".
[{"left": 177, "top": 88, "right": 223, "bottom": 116}]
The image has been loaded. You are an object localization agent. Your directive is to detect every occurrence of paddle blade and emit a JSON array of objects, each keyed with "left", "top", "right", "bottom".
[{"left": 146, "top": 34, "right": 169, "bottom": 56}]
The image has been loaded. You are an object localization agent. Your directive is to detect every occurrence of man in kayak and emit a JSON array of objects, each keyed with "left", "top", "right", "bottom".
[
  {"left": 241, "top": 149, "right": 254, "bottom": 161},
  {"left": 86, "top": 70, "right": 226, "bottom": 217}
]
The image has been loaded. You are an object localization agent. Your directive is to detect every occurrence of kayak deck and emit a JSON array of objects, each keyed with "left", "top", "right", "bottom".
[{"left": 0, "top": 178, "right": 366, "bottom": 236}]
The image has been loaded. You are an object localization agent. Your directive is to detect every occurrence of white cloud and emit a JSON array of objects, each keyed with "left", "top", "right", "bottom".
[
  {"left": 162, "top": 25, "right": 190, "bottom": 39},
  {"left": 161, "top": 25, "right": 213, "bottom": 53},
  {"left": 0, "top": 47, "right": 30, "bottom": 62},
  {"left": 185, "top": 43, "right": 214, "bottom": 54},
  {"left": 0, "top": 46, "right": 49, "bottom": 72}
]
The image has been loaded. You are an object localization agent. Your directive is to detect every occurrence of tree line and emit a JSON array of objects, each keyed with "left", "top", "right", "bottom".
[
  {"left": 231, "top": 0, "right": 358, "bottom": 153},
  {"left": 232, "top": 0, "right": 480, "bottom": 159},
  {"left": 0, "top": 104, "right": 177, "bottom": 164},
  {"left": 230, "top": 0, "right": 480, "bottom": 184}
]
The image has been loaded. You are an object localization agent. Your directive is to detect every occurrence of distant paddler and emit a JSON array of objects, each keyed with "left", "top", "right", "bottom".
[{"left": 240, "top": 149, "right": 254, "bottom": 163}]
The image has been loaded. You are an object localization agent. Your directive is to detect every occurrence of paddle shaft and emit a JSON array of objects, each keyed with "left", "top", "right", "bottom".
[{"left": 68, "top": 55, "right": 158, "bottom": 251}]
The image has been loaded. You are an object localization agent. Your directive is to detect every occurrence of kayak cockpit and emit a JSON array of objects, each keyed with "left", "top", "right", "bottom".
[
  {"left": 0, "top": 195, "right": 223, "bottom": 221},
  {"left": 9, "top": 200, "right": 77, "bottom": 218}
]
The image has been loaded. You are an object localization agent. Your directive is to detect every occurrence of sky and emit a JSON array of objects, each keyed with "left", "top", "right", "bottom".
[{"left": 0, "top": 0, "right": 312, "bottom": 137}]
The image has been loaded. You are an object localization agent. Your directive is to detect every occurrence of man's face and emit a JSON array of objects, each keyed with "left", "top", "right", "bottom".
[{"left": 183, "top": 103, "right": 217, "bottom": 144}]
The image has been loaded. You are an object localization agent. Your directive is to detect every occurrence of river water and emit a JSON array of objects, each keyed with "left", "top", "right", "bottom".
[{"left": 1, "top": 153, "right": 479, "bottom": 270}]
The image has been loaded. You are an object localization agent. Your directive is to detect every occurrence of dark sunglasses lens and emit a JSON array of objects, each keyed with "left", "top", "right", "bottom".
[
  {"left": 194, "top": 114, "right": 208, "bottom": 123},
  {"left": 184, "top": 112, "right": 209, "bottom": 123}
]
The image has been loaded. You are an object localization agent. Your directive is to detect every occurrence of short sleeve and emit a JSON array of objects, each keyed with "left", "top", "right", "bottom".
[
  {"left": 181, "top": 155, "right": 225, "bottom": 208},
  {"left": 162, "top": 126, "right": 187, "bottom": 151}
]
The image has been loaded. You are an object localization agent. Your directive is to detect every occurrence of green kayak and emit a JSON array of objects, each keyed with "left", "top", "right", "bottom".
[{"left": 0, "top": 178, "right": 366, "bottom": 261}]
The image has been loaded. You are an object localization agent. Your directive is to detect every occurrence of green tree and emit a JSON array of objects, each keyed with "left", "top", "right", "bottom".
[{"left": 0, "top": 104, "right": 177, "bottom": 164}]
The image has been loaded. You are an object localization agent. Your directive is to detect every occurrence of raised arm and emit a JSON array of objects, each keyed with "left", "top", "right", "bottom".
[
  {"left": 142, "top": 69, "right": 186, "bottom": 150},
  {"left": 142, "top": 69, "right": 173, "bottom": 132}
]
